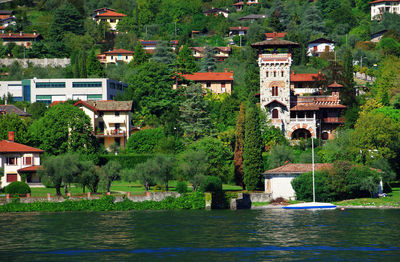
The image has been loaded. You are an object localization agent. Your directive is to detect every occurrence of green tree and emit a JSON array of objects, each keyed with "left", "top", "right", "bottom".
[
  {"left": 132, "top": 42, "right": 148, "bottom": 66},
  {"left": 49, "top": 2, "right": 84, "bottom": 41},
  {"left": 100, "top": 160, "right": 122, "bottom": 193},
  {"left": 29, "top": 103, "right": 99, "bottom": 156},
  {"left": 199, "top": 46, "right": 216, "bottom": 72},
  {"left": 27, "top": 102, "right": 47, "bottom": 120},
  {"left": 151, "top": 41, "right": 177, "bottom": 66},
  {"left": 179, "top": 84, "right": 211, "bottom": 141},
  {"left": 341, "top": 48, "right": 356, "bottom": 106},
  {"left": 152, "top": 155, "right": 175, "bottom": 191},
  {"left": 234, "top": 103, "right": 245, "bottom": 188},
  {"left": 243, "top": 99, "right": 263, "bottom": 191},
  {"left": 178, "top": 150, "right": 208, "bottom": 191},
  {"left": 0, "top": 113, "right": 30, "bottom": 144},
  {"left": 177, "top": 44, "right": 197, "bottom": 74},
  {"left": 86, "top": 49, "right": 104, "bottom": 77}
]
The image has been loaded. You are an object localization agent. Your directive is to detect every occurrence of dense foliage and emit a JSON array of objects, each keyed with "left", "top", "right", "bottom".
[{"left": 4, "top": 182, "right": 31, "bottom": 196}]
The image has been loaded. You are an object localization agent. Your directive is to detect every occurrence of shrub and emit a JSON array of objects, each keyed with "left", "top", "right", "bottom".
[
  {"left": 176, "top": 181, "right": 188, "bottom": 193},
  {"left": 198, "top": 176, "right": 222, "bottom": 193},
  {"left": 126, "top": 128, "right": 165, "bottom": 153},
  {"left": 4, "top": 182, "right": 31, "bottom": 196},
  {"left": 153, "top": 184, "right": 165, "bottom": 192}
]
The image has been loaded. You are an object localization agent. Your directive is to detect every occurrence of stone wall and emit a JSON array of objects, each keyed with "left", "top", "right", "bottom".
[{"left": 0, "top": 58, "right": 70, "bottom": 68}]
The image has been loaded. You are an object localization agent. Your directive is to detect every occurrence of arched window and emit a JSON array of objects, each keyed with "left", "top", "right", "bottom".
[
  {"left": 266, "top": 71, "right": 269, "bottom": 77},
  {"left": 273, "top": 71, "right": 276, "bottom": 77},
  {"left": 281, "top": 71, "right": 284, "bottom": 77},
  {"left": 272, "top": 86, "right": 279, "bottom": 96},
  {"left": 272, "top": 109, "right": 279, "bottom": 119}
]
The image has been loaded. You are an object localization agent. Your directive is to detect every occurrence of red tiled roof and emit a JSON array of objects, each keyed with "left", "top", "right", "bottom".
[
  {"left": 0, "top": 32, "right": 41, "bottom": 39},
  {"left": 18, "top": 165, "right": 43, "bottom": 173},
  {"left": 230, "top": 26, "right": 248, "bottom": 31},
  {"left": 104, "top": 48, "right": 134, "bottom": 55},
  {"left": 0, "top": 140, "right": 43, "bottom": 153},
  {"left": 234, "top": 1, "right": 260, "bottom": 6},
  {"left": 369, "top": 0, "right": 399, "bottom": 4},
  {"left": 181, "top": 72, "right": 233, "bottom": 81},
  {"left": 328, "top": 81, "right": 344, "bottom": 88},
  {"left": 95, "top": 10, "right": 126, "bottom": 17},
  {"left": 291, "top": 73, "right": 325, "bottom": 82},
  {"left": 264, "top": 163, "right": 333, "bottom": 174},
  {"left": 265, "top": 32, "right": 287, "bottom": 38}
]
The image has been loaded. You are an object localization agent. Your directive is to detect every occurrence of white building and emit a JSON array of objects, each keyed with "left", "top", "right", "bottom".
[
  {"left": 0, "top": 78, "right": 127, "bottom": 104},
  {"left": 307, "top": 38, "right": 335, "bottom": 57},
  {"left": 370, "top": 0, "right": 400, "bottom": 20},
  {"left": 0, "top": 131, "right": 43, "bottom": 188},
  {"left": 92, "top": 8, "right": 126, "bottom": 31}
]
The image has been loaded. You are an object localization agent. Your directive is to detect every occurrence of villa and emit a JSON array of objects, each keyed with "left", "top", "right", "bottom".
[
  {"left": 92, "top": 8, "right": 126, "bottom": 31},
  {"left": 370, "top": 0, "right": 400, "bottom": 20},
  {"left": 173, "top": 70, "right": 234, "bottom": 94}
]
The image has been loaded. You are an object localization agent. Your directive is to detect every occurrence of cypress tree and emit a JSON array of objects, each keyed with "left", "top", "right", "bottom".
[
  {"left": 132, "top": 42, "right": 147, "bottom": 66},
  {"left": 87, "top": 49, "right": 104, "bottom": 77},
  {"left": 199, "top": 46, "right": 216, "bottom": 72},
  {"left": 177, "top": 44, "right": 197, "bottom": 74},
  {"left": 243, "top": 97, "right": 263, "bottom": 191},
  {"left": 234, "top": 103, "right": 246, "bottom": 188},
  {"left": 342, "top": 48, "right": 356, "bottom": 106}
]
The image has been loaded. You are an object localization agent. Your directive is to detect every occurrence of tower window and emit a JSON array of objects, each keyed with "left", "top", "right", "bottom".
[
  {"left": 272, "top": 86, "right": 279, "bottom": 96},
  {"left": 266, "top": 71, "right": 269, "bottom": 77},
  {"left": 273, "top": 71, "right": 276, "bottom": 77},
  {"left": 281, "top": 71, "right": 284, "bottom": 77},
  {"left": 272, "top": 109, "right": 279, "bottom": 119}
]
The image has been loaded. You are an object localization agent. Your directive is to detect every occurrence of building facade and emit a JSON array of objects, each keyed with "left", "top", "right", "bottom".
[
  {"left": 92, "top": 8, "right": 126, "bottom": 30},
  {"left": 0, "top": 132, "right": 43, "bottom": 188},
  {"left": 190, "top": 47, "right": 231, "bottom": 61},
  {"left": 307, "top": 38, "right": 335, "bottom": 57},
  {"left": 370, "top": 0, "right": 400, "bottom": 20},
  {"left": 74, "top": 100, "right": 133, "bottom": 149},
  {"left": 97, "top": 48, "right": 134, "bottom": 65},
  {"left": 0, "top": 31, "right": 42, "bottom": 48},
  {"left": 174, "top": 70, "right": 234, "bottom": 94},
  {"left": 0, "top": 78, "right": 127, "bottom": 103}
]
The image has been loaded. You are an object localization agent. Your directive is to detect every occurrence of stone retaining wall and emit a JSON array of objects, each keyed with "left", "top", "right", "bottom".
[{"left": 0, "top": 58, "right": 70, "bottom": 68}]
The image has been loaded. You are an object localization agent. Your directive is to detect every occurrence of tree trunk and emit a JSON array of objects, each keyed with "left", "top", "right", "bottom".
[
  {"left": 56, "top": 185, "right": 61, "bottom": 196},
  {"left": 64, "top": 184, "right": 68, "bottom": 195},
  {"left": 166, "top": 182, "right": 168, "bottom": 192},
  {"left": 83, "top": 185, "right": 85, "bottom": 193},
  {"left": 145, "top": 182, "right": 149, "bottom": 192},
  {"left": 107, "top": 181, "right": 111, "bottom": 193}
]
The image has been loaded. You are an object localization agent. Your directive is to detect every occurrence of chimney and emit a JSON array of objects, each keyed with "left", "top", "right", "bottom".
[
  {"left": 8, "top": 131, "right": 14, "bottom": 142},
  {"left": 20, "top": 31, "right": 23, "bottom": 36},
  {"left": 292, "top": 70, "right": 295, "bottom": 75}
]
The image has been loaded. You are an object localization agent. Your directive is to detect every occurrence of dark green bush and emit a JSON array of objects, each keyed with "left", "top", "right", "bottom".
[
  {"left": 176, "top": 181, "right": 188, "bottom": 193},
  {"left": 126, "top": 128, "right": 165, "bottom": 153},
  {"left": 198, "top": 176, "right": 222, "bottom": 193},
  {"left": 4, "top": 182, "right": 31, "bottom": 196}
]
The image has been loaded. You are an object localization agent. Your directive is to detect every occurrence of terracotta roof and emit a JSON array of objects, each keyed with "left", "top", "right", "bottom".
[
  {"left": 0, "top": 105, "right": 31, "bottom": 116},
  {"left": 93, "top": 7, "right": 116, "bottom": 13},
  {"left": 0, "top": 140, "right": 43, "bottom": 153},
  {"left": 328, "top": 81, "right": 343, "bottom": 88},
  {"left": 95, "top": 10, "right": 126, "bottom": 17},
  {"left": 251, "top": 38, "right": 300, "bottom": 48},
  {"left": 18, "top": 165, "right": 42, "bottom": 173},
  {"left": 75, "top": 100, "right": 133, "bottom": 112},
  {"left": 265, "top": 32, "right": 287, "bottom": 39},
  {"left": 308, "top": 38, "right": 335, "bottom": 44},
  {"left": 369, "top": 0, "right": 399, "bottom": 4},
  {"left": 0, "top": 11, "right": 13, "bottom": 15},
  {"left": 264, "top": 163, "right": 333, "bottom": 174},
  {"left": 230, "top": 26, "right": 248, "bottom": 31},
  {"left": 291, "top": 73, "right": 325, "bottom": 82},
  {"left": 290, "top": 104, "right": 320, "bottom": 111},
  {"left": 181, "top": 72, "right": 233, "bottom": 81},
  {"left": 0, "top": 32, "right": 41, "bottom": 39},
  {"left": 104, "top": 48, "right": 134, "bottom": 55}
]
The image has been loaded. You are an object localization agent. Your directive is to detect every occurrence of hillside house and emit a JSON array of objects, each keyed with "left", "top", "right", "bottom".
[
  {"left": 97, "top": 48, "right": 134, "bottom": 65},
  {"left": 139, "top": 40, "right": 179, "bottom": 54},
  {"left": 74, "top": 100, "right": 133, "bottom": 150},
  {"left": 0, "top": 31, "right": 42, "bottom": 48},
  {"left": 92, "top": 8, "right": 126, "bottom": 31},
  {"left": 190, "top": 46, "right": 231, "bottom": 61},
  {"left": 251, "top": 38, "right": 346, "bottom": 140},
  {"left": 307, "top": 38, "right": 335, "bottom": 57},
  {"left": 370, "top": 0, "right": 400, "bottom": 20},
  {"left": 0, "top": 131, "right": 43, "bottom": 188},
  {"left": 371, "top": 29, "right": 388, "bottom": 42},
  {"left": 0, "top": 104, "right": 30, "bottom": 116},
  {"left": 239, "top": 14, "right": 267, "bottom": 22},
  {"left": 229, "top": 26, "right": 248, "bottom": 36},
  {"left": 0, "top": 10, "right": 16, "bottom": 29},
  {"left": 233, "top": 1, "right": 259, "bottom": 11},
  {"left": 173, "top": 70, "right": 234, "bottom": 94},
  {"left": 203, "top": 8, "right": 229, "bottom": 17},
  {"left": 265, "top": 32, "right": 287, "bottom": 40},
  {"left": 290, "top": 72, "right": 325, "bottom": 95},
  {"left": 264, "top": 163, "right": 333, "bottom": 200}
]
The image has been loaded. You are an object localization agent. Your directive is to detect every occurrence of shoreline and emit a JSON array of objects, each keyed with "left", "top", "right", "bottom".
[{"left": 251, "top": 204, "right": 400, "bottom": 209}]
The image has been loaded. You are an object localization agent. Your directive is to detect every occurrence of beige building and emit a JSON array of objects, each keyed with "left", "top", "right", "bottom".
[
  {"left": 174, "top": 70, "right": 234, "bottom": 94},
  {"left": 97, "top": 49, "right": 134, "bottom": 65},
  {"left": 0, "top": 31, "right": 42, "bottom": 48},
  {"left": 190, "top": 47, "right": 231, "bottom": 61},
  {"left": 92, "top": 8, "right": 126, "bottom": 31},
  {"left": 0, "top": 132, "right": 43, "bottom": 188},
  {"left": 74, "top": 100, "right": 133, "bottom": 150}
]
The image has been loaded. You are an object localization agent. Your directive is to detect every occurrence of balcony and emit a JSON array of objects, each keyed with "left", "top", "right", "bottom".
[
  {"left": 95, "top": 129, "right": 127, "bottom": 137},
  {"left": 322, "top": 117, "right": 345, "bottom": 124},
  {"left": 290, "top": 118, "right": 315, "bottom": 122}
]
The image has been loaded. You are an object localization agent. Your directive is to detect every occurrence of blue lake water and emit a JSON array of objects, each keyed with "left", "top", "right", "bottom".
[{"left": 1, "top": 209, "right": 400, "bottom": 261}]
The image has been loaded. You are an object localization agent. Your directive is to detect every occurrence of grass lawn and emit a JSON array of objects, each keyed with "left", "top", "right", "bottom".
[{"left": 334, "top": 187, "right": 400, "bottom": 207}]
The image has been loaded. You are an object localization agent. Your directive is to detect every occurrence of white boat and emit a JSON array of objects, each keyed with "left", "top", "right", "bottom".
[{"left": 282, "top": 137, "right": 337, "bottom": 210}]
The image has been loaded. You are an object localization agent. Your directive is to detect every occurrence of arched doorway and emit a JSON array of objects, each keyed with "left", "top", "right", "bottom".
[
  {"left": 291, "top": 128, "right": 311, "bottom": 139},
  {"left": 321, "top": 132, "right": 329, "bottom": 140},
  {"left": 272, "top": 108, "right": 279, "bottom": 119}
]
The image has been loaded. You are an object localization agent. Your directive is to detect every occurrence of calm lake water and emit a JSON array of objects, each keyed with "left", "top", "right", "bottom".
[{"left": 1, "top": 209, "right": 400, "bottom": 261}]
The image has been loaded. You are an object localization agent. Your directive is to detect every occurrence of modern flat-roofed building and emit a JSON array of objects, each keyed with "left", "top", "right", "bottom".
[{"left": 0, "top": 78, "right": 127, "bottom": 103}]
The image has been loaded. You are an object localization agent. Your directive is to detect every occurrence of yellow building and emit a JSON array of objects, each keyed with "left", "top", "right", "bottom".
[
  {"left": 93, "top": 8, "right": 126, "bottom": 31},
  {"left": 97, "top": 49, "right": 134, "bottom": 65}
]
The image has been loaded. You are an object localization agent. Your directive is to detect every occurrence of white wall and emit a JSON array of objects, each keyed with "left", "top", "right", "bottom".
[
  {"left": 1, "top": 153, "right": 41, "bottom": 187},
  {"left": 307, "top": 43, "right": 335, "bottom": 56},
  {"left": 264, "top": 174, "right": 298, "bottom": 200}
]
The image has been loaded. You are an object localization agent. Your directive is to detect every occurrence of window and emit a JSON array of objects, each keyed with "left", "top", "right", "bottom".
[
  {"left": 115, "top": 123, "right": 120, "bottom": 129},
  {"left": 7, "top": 174, "right": 18, "bottom": 183},
  {"left": 272, "top": 86, "right": 278, "bottom": 96},
  {"left": 272, "top": 109, "right": 279, "bottom": 119},
  {"left": 36, "top": 82, "right": 65, "bottom": 88},
  {"left": 6, "top": 157, "right": 17, "bottom": 165},
  {"left": 111, "top": 56, "right": 114, "bottom": 60},
  {"left": 115, "top": 111, "right": 120, "bottom": 116},
  {"left": 24, "top": 157, "right": 32, "bottom": 165},
  {"left": 266, "top": 71, "right": 269, "bottom": 77},
  {"left": 36, "top": 95, "right": 52, "bottom": 104},
  {"left": 206, "top": 82, "right": 211, "bottom": 88},
  {"left": 115, "top": 137, "right": 121, "bottom": 146},
  {"left": 87, "top": 94, "right": 102, "bottom": 100},
  {"left": 73, "top": 82, "right": 102, "bottom": 88},
  {"left": 281, "top": 71, "right": 284, "bottom": 77},
  {"left": 273, "top": 71, "right": 276, "bottom": 77},
  {"left": 221, "top": 82, "right": 226, "bottom": 88},
  {"left": 110, "top": 19, "right": 116, "bottom": 23},
  {"left": 125, "top": 56, "right": 128, "bottom": 60},
  {"left": 99, "top": 112, "right": 104, "bottom": 117}
]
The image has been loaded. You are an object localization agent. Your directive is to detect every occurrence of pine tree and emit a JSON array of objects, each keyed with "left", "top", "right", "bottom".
[
  {"left": 86, "top": 49, "right": 104, "bottom": 77},
  {"left": 243, "top": 96, "right": 263, "bottom": 191},
  {"left": 342, "top": 48, "right": 356, "bottom": 106},
  {"left": 179, "top": 84, "right": 211, "bottom": 141},
  {"left": 199, "top": 46, "right": 216, "bottom": 72},
  {"left": 151, "top": 41, "right": 177, "bottom": 66},
  {"left": 177, "top": 44, "right": 197, "bottom": 74},
  {"left": 132, "top": 42, "right": 147, "bottom": 66},
  {"left": 234, "top": 103, "right": 246, "bottom": 188}
]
